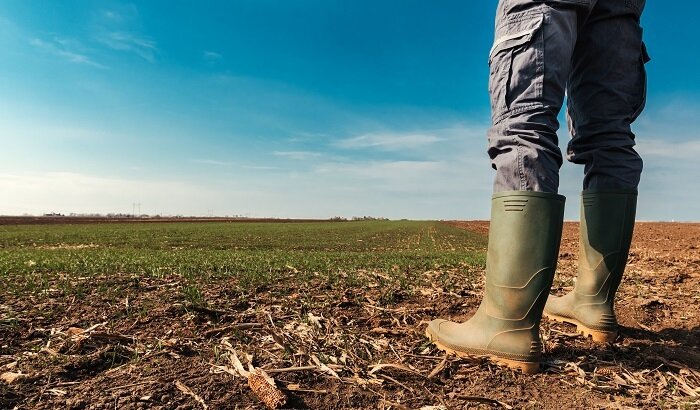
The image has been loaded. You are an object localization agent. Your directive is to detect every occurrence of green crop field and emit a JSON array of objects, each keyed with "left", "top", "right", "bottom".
[
  {"left": 0, "top": 220, "right": 487, "bottom": 299},
  {"left": 0, "top": 220, "right": 493, "bottom": 408}
]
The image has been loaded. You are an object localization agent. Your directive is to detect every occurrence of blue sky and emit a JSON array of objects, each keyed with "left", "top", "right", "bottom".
[{"left": 0, "top": 1, "right": 698, "bottom": 220}]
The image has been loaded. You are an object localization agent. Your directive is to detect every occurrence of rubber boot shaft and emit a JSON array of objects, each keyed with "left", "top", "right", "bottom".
[
  {"left": 426, "top": 191, "right": 565, "bottom": 372},
  {"left": 544, "top": 190, "right": 637, "bottom": 339}
]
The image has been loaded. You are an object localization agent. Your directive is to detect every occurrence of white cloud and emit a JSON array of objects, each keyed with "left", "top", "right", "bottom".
[
  {"left": 314, "top": 158, "right": 491, "bottom": 196},
  {"left": 273, "top": 151, "right": 323, "bottom": 160},
  {"left": 103, "top": 11, "right": 121, "bottom": 20},
  {"left": 0, "top": 156, "right": 494, "bottom": 219},
  {"left": 100, "top": 5, "right": 139, "bottom": 24},
  {"left": 241, "top": 165, "right": 282, "bottom": 171},
  {"left": 190, "top": 159, "right": 233, "bottom": 166},
  {"left": 30, "top": 37, "right": 106, "bottom": 69},
  {"left": 98, "top": 32, "right": 157, "bottom": 63},
  {"left": 0, "top": 172, "right": 270, "bottom": 217},
  {"left": 316, "top": 160, "right": 442, "bottom": 177},
  {"left": 287, "top": 132, "right": 331, "bottom": 143},
  {"left": 632, "top": 100, "right": 700, "bottom": 160},
  {"left": 335, "top": 132, "right": 444, "bottom": 151},
  {"left": 203, "top": 50, "right": 222, "bottom": 61},
  {"left": 636, "top": 139, "right": 700, "bottom": 159}
]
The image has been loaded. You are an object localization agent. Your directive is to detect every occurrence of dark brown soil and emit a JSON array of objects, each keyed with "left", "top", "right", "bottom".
[{"left": 1, "top": 222, "right": 698, "bottom": 409}]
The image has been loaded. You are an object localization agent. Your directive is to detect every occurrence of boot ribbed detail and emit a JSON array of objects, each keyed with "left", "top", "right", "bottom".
[
  {"left": 426, "top": 191, "right": 565, "bottom": 373},
  {"left": 544, "top": 190, "right": 637, "bottom": 342}
]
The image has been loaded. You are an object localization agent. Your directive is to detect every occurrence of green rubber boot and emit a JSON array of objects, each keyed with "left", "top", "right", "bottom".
[
  {"left": 544, "top": 190, "right": 637, "bottom": 343},
  {"left": 426, "top": 191, "right": 565, "bottom": 374}
]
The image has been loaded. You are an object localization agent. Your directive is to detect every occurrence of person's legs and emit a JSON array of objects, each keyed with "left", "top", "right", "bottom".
[
  {"left": 487, "top": 0, "right": 592, "bottom": 193},
  {"left": 544, "top": 0, "right": 647, "bottom": 342},
  {"left": 565, "top": 0, "right": 647, "bottom": 190},
  {"left": 427, "top": 0, "right": 593, "bottom": 372}
]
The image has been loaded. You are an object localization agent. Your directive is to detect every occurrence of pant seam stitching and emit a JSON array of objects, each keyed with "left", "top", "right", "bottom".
[{"left": 516, "top": 137, "right": 526, "bottom": 190}]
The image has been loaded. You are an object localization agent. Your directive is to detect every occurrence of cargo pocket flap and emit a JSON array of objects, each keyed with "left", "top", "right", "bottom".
[{"left": 489, "top": 14, "right": 544, "bottom": 64}]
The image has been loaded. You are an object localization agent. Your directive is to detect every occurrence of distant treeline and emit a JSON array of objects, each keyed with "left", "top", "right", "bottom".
[{"left": 329, "top": 216, "right": 389, "bottom": 221}]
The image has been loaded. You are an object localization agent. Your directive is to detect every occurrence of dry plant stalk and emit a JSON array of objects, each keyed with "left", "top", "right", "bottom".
[
  {"left": 175, "top": 380, "right": 208, "bottom": 409},
  {"left": 1, "top": 372, "right": 26, "bottom": 385},
  {"left": 248, "top": 369, "right": 287, "bottom": 410}
]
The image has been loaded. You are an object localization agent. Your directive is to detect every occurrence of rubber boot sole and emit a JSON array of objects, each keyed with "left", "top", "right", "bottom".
[
  {"left": 424, "top": 328, "right": 540, "bottom": 374},
  {"left": 543, "top": 312, "right": 617, "bottom": 343}
]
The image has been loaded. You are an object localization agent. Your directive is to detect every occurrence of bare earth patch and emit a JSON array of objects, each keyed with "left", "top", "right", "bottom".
[
  {"left": 1, "top": 222, "right": 699, "bottom": 409},
  {"left": 35, "top": 244, "right": 101, "bottom": 250}
]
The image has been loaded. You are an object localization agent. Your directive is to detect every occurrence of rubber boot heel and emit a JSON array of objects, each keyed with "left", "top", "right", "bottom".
[{"left": 544, "top": 312, "right": 617, "bottom": 343}]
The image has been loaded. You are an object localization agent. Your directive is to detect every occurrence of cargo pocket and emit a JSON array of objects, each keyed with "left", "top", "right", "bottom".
[
  {"left": 488, "top": 12, "right": 545, "bottom": 125},
  {"left": 631, "top": 41, "right": 650, "bottom": 121}
]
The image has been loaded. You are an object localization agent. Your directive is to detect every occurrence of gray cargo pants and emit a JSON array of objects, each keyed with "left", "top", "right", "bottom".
[{"left": 487, "top": 0, "right": 649, "bottom": 193}]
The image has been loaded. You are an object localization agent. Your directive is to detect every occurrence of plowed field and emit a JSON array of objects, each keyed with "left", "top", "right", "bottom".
[{"left": 1, "top": 219, "right": 698, "bottom": 409}]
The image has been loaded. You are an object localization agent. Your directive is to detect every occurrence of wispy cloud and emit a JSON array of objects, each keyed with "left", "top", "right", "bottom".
[
  {"left": 241, "top": 165, "right": 282, "bottom": 171},
  {"left": 102, "top": 10, "right": 122, "bottom": 21},
  {"left": 316, "top": 160, "right": 443, "bottom": 176},
  {"left": 287, "top": 132, "right": 331, "bottom": 143},
  {"left": 98, "top": 32, "right": 157, "bottom": 63},
  {"left": 30, "top": 37, "right": 106, "bottom": 69},
  {"left": 0, "top": 171, "right": 269, "bottom": 217},
  {"left": 100, "top": 5, "right": 139, "bottom": 23},
  {"left": 636, "top": 139, "right": 700, "bottom": 159},
  {"left": 335, "top": 132, "right": 444, "bottom": 151},
  {"left": 190, "top": 159, "right": 233, "bottom": 166},
  {"left": 633, "top": 100, "right": 700, "bottom": 160},
  {"left": 273, "top": 151, "right": 323, "bottom": 160},
  {"left": 203, "top": 50, "right": 222, "bottom": 61}
]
